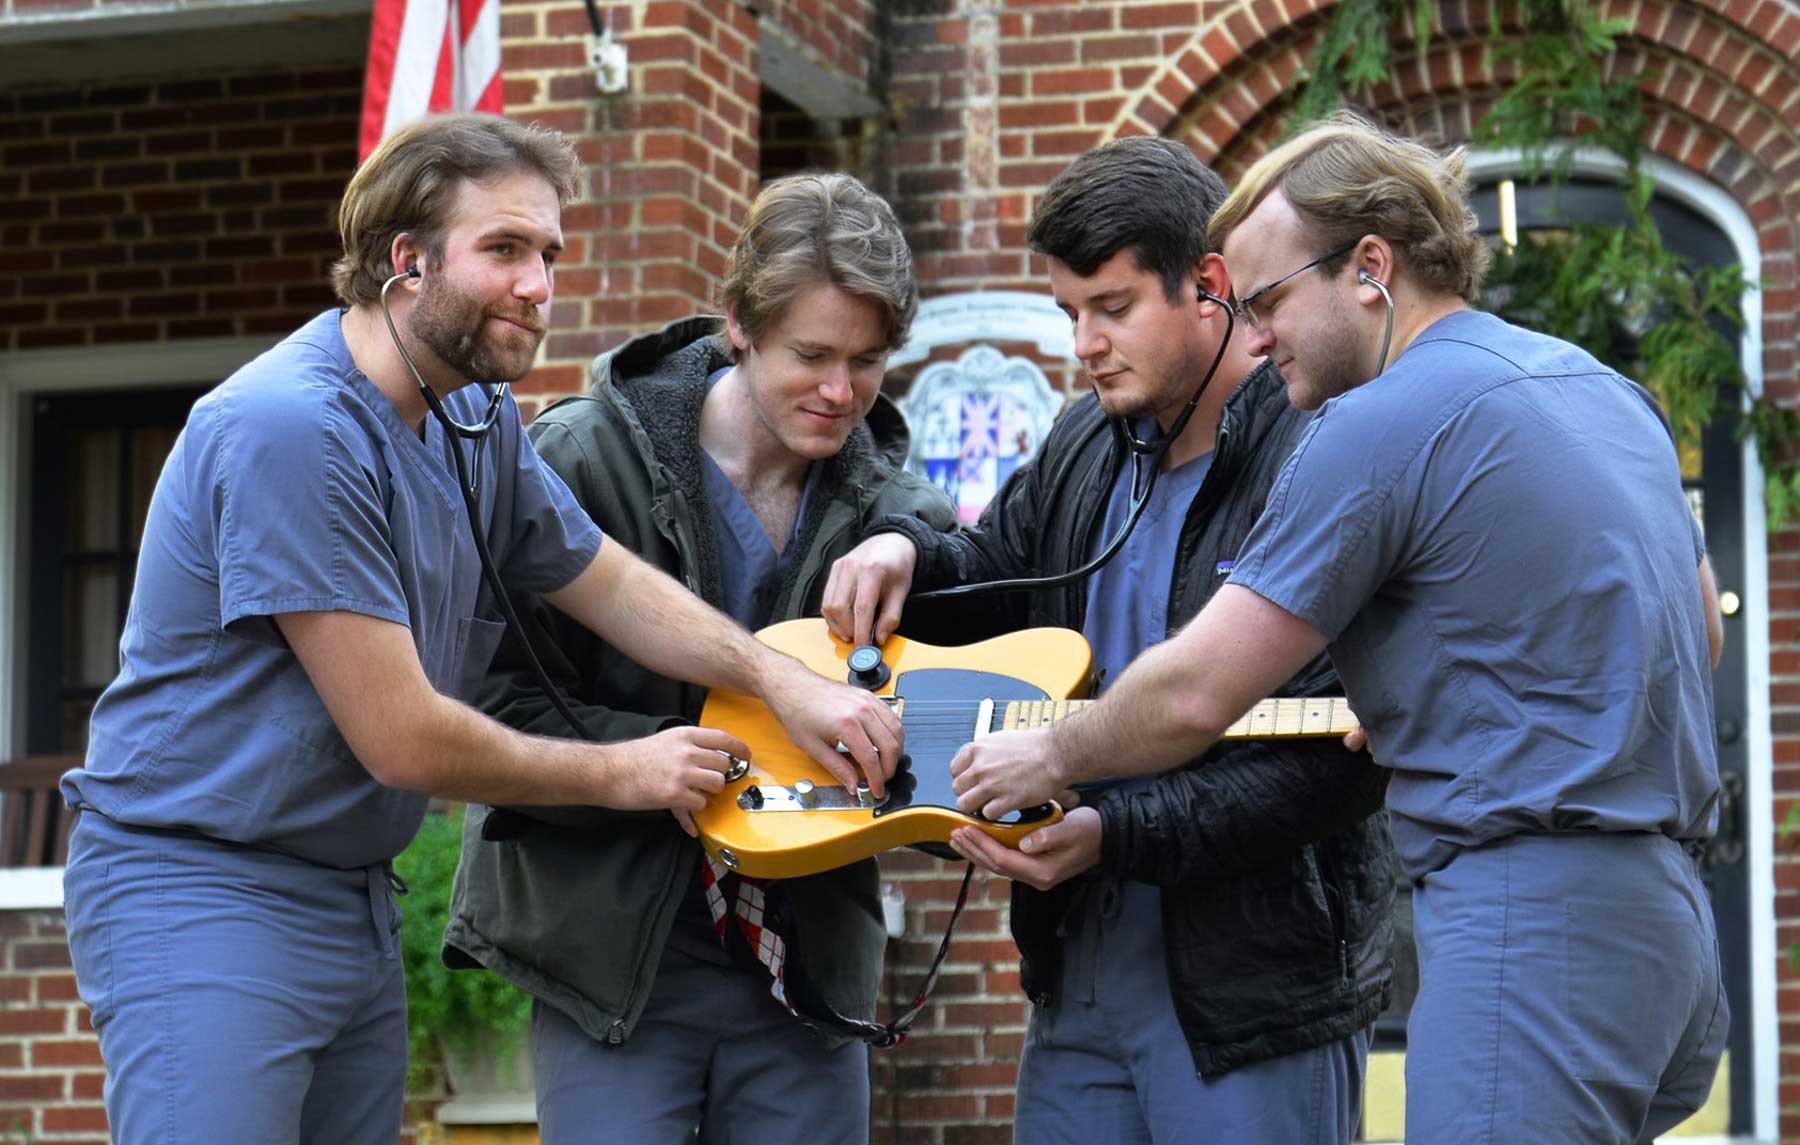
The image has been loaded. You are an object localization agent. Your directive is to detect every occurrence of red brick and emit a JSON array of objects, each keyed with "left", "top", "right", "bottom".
[
  {"left": 1122, "top": 2, "right": 1201, "bottom": 29},
  {"left": 1000, "top": 38, "right": 1077, "bottom": 67},
  {"left": 998, "top": 101, "right": 1080, "bottom": 129},
  {"left": 43, "top": 1105, "right": 110, "bottom": 1133},
  {"left": 1032, "top": 68, "right": 1117, "bottom": 96},
  {"left": 1080, "top": 33, "right": 1161, "bottom": 62},
  {"left": 32, "top": 1037, "right": 105, "bottom": 1067},
  {"left": 0, "top": 1074, "right": 63, "bottom": 1101},
  {"left": 1029, "top": 7, "right": 1113, "bottom": 35}
]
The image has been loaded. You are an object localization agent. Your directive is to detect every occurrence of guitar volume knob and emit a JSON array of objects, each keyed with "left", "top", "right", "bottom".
[
  {"left": 847, "top": 644, "right": 890, "bottom": 691},
  {"left": 794, "top": 778, "right": 817, "bottom": 807}
]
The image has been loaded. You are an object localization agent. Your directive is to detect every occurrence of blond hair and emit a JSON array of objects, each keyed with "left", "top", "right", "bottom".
[
  {"left": 331, "top": 113, "right": 579, "bottom": 307},
  {"left": 720, "top": 172, "right": 917, "bottom": 355},
  {"left": 1210, "top": 112, "right": 1489, "bottom": 301}
]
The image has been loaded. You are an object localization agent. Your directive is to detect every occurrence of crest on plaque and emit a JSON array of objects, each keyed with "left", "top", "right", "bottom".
[
  {"left": 891, "top": 292, "right": 1072, "bottom": 523},
  {"left": 897, "top": 345, "right": 1063, "bottom": 523}
]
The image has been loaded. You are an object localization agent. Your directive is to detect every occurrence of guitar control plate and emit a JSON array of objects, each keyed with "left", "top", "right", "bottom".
[{"left": 738, "top": 781, "right": 870, "bottom": 812}]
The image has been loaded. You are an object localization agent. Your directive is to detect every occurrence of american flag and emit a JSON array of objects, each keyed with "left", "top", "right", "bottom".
[{"left": 358, "top": 0, "right": 504, "bottom": 160}]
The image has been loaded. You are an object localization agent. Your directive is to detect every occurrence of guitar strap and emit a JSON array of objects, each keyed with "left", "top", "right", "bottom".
[{"left": 701, "top": 855, "right": 974, "bottom": 1048}]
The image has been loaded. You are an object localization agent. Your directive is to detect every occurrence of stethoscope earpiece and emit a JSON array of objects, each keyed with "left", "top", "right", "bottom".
[{"left": 1356, "top": 271, "right": 1395, "bottom": 375}]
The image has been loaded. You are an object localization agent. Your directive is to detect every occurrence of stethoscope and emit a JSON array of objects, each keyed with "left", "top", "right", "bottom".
[
  {"left": 916, "top": 288, "right": 1236, "bottom": 601},
  {"left": 1359, "top": 269, "right": 1396, "bottom": 377},
  {"left": 378, "top": 266, "right": 596, "bottom": 745}
]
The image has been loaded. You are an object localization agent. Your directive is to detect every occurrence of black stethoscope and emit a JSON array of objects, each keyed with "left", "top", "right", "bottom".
[
  {"left": 378, "top": 266, "right": 596, "bottom": 745},
  {"left": 916, "top": 287, "right": 1236, "bottom": 601}
]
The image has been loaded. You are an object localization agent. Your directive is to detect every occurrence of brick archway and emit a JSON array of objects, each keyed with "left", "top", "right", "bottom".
[{"left": 1095, "top": 0, "right": 1798, "bottom": 391}]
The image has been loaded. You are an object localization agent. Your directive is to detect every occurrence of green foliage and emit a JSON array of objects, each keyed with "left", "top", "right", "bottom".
[
  {"left": 1290, "top": 0, "right": 1406, "bottom": 126},
  {"left": 394, "top": 807, "right": 532, "bottom": 1089},
  {"left": 1289, "top": 0, "right": 1792, "bottom": 525},
  {"left": 1783, "top": 802, "right": 1800, "bottom": 971},
  {"left": 1481, "top": 0, "right": 1643, "bottom": 173}
]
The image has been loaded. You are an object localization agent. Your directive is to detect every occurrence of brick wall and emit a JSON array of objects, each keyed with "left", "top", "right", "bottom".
[
  {"left": 498, "top": 0, "right": 764, "bottom": 417},
  {"left": 872, "top": 856, "right": 1022, "bottom": 1145},
  {"left": 3, "top": 0, "right": 1798, "bottom": 1140},
  {"left": 0, "top": 67, "right": 361, "bottom": 353},
  {"left": 758, "top": 0, "right": 881, "bottom": 89},
  {"left": 0, "top": 911, "right": 104, "bottom": 1144}
]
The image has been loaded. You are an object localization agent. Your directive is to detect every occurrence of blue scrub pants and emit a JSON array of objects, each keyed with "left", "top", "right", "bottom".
[
  {"left": 1014, "top": 875, "right": 1368, "bottom": 1145},
  {"left": 532, "top": 941, "right": 869, "bottom": 1145},
  {"left": 63, "top": 812, "right": 407, "bottom": 1145},
  {"left": 1405, "top": 832, "right": 1727, "bottom": 1144}
]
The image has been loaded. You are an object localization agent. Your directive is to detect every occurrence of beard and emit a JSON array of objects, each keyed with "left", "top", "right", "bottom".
[
  {"left": 407, "top": 275, "right": 544, "bottom": 384},
  {"left": 1284, "top": 289, "right": 1369, "bottom": 410}
]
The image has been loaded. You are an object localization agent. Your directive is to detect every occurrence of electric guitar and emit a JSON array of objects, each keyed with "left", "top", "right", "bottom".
[{"left": 695, "top": 618, "right": 1360, "bottom": 878}]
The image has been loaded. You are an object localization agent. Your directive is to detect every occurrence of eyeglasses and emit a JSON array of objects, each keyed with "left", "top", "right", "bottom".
[{"left": 1232, "top": 240, "right": 1359, "bottom": 331}]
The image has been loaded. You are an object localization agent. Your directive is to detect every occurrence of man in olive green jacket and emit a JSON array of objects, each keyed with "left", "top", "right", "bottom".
[{"left": 443, "top": 173, "right": 958, "bottom": 1144}]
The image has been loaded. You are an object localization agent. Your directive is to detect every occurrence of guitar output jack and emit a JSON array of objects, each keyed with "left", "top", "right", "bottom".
[{"left": 717, "top": 847, "right": 739, "bottom": 870}]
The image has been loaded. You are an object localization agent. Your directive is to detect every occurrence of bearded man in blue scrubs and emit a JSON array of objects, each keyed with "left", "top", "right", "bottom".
[
  {"left": 946, "top": 112, "right": 1728, "bottom": 1145},
  {"left": 59, "top": 113, "right": 902, "bottom": 1145}
]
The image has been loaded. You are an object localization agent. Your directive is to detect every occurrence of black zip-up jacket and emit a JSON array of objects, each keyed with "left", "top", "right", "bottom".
[{"left": 877, "top": 361, "right": 1395, "bottom": 1077}]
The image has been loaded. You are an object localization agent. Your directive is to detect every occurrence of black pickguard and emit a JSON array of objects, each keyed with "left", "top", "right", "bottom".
[{"left": 878, "top": 668, "right": 1060, "bottom": 841}]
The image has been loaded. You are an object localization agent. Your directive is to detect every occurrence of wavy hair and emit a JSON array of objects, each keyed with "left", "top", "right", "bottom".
[
  {"left": 1209, "top": 112, "right": 1489, "bottom": 301},
  {"left": 720, "top": 172, "right": 917, "bottom": 355},
  {"left": 331, "top": 113, "right": 579, "bottom": 308}
]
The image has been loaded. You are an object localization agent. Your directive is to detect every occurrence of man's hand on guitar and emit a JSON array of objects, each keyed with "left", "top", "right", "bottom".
[
  {"left": 949, "top": 727, "right": 1067, "bottom": 822},
  {"left": 604, "top": 726, "right": 748, "bottom": 838},
  {"left": 821, "top": 533, "right": 918, "bottom": 646},
  {"left": 948, "top": 807, "right": 1101, "bottom": 892},
  {"left": 758, "top": 659, "right": 902, "bottom": 799}
]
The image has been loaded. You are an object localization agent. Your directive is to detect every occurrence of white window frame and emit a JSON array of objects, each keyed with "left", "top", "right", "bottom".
[{"left": 0, "top": 336, "right": 276, "bottom": 908}]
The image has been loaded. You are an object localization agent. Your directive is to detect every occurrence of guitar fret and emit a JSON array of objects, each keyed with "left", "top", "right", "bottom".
[
  {"left": 1222, "top": 697, "right": 1358, "bottom": 739},
  {"left": 1001, "top": 699, "right": 1090, "bottom": 730},
  {"left": 994, "top": 697, "right": 1364, "bottom": 738}
]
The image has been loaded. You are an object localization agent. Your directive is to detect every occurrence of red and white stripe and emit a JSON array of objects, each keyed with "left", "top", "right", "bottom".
[{"left": 358, "top": 0, "right": 504, "bottom": 160}]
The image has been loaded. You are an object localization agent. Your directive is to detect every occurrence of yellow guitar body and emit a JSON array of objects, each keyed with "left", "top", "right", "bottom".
[{"left": 694, "top": 618, "right": 1094, "bottom": 879}]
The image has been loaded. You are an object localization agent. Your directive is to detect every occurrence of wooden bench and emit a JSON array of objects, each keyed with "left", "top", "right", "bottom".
[{"left": 0, "top": 756, "right": 80, "bottom": 868}]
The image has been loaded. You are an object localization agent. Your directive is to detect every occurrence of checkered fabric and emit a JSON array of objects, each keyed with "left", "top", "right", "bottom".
[
  {"left": 700, "top": 853, "right": 973, "bottom": 1048},
  {"left": 701, "top": 856, "right": 791, "bottom": 1010}
]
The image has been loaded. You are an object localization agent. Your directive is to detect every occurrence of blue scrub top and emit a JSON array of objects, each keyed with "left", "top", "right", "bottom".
[
  {"left": 65, "top": 309, "right": 604, "bottom": 870},
  {"left": 699, "top": 452, "right": 817, "bottom": 631},
  {"left": 1082, "top": 444, "right": 1214, "bottom": 694},
  {"left": 1229, "top": 309, "right": 1718, "bottom": 878}
]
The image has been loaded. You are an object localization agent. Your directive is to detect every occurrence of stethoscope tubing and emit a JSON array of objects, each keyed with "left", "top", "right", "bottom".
[{"left": 378, "top": 268, "right": 595, "bottom": 743}]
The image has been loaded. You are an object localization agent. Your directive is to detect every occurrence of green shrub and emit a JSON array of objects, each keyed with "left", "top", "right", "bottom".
[{"left": 394, "top": 806, "right": 532, "bottom": 1088}]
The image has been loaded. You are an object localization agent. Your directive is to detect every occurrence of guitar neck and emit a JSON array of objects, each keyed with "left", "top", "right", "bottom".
[{"left": 998, "top": 696, "right": 1358, "bottom": 739}]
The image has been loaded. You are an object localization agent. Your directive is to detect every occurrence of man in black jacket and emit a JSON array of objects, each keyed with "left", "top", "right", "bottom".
[{"left": 823, "top": 138, "right": 1394, "bottom": 1143}]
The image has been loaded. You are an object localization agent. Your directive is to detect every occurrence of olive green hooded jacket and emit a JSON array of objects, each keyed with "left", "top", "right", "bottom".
[{"left": 443, "top": 316, "right": 959, "bottom": 1047}]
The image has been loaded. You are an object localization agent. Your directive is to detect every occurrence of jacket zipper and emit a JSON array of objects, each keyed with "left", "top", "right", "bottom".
[{"left": 1314, "top": 844, "right": 1350, "bottom": 988}]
